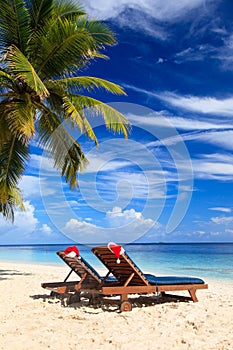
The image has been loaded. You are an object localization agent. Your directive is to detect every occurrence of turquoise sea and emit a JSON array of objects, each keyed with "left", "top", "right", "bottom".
[{"left": 0, "top": 243, "right": 233, "bottom": 281}]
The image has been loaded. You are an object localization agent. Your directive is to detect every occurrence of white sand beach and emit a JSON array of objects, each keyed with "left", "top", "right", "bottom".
[{"left": 0, "top": 261, "right": 232, "bottom": 350}]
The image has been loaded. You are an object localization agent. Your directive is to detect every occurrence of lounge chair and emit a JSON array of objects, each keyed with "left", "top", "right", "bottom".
[
  {"left": 92, "top": 245, "right": 208, "bottom": 311},
  {"left": 41, "top": 251, "right": 118, "bottom": 304}
]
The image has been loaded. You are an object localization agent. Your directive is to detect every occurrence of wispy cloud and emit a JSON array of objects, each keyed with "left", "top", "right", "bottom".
[
  {"left": 209, "top": 207, "right": 232, "bottom": 213},
  {"left": 191, "top": 153, "right": 233, "bottom": 181},
  {"left": 154, "top": 92, "right": 233, "bottom": 116},
  {"left": 174, "top": 44, "right": 217, "bottom": 64},
  {"left": 211, "top": 216, "right": 233, "bottom": 224},
  {"left": 128, "top": 111, "right": 233, "bottom": 131},
  {"left": 125, "top": 85, "right": 233, "bottom": 117},
  {"left": 214, "top": 33, "right": 233, "bottom": 70}
]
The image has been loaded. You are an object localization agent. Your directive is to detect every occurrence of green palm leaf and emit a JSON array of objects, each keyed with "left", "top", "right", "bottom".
[
  {"left": 0, "top": 0, "right": 30, "bottom": 53},
  {"left": 69, "top": 94, "right": 130, "bottom": 138},
  {"left": 6, "top": 45, "right": 49, "bottom": 98},
  {"left": 63, "top": 96, "right": 98, "bottom": 145},
  {"left": 0, "top": 186, "right": 24, "bottom": 222},
  {"left": 28, "top": 0, "right": 54, "bottom": 30},
  {"left": 51, "top": 76, "right": 126, "bottom": 95},
  {"left": 53, "top": 0, "right": 86, "bottom": 20},
  {"left": 3, "top": 95, "right": 35, "bottom": 139},
  {"left": 77, "top": 18, "right": 116, "bottom": 47},
  {"left": 0, "top": 69, "right": 15, "bottom": 91},
  {"left": 36, "top": 103, "right": 88, "bottom": 188},
  {"left": 0, "top": 133, "right": 29, "bottom": 200},
  {"left": 34, "top": 19, "right": 94, "bottom": 77}
]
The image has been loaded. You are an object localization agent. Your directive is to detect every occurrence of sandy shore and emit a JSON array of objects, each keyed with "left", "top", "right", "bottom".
[{"left": 0, "top": 261, "right": 232, "bottom": 350}]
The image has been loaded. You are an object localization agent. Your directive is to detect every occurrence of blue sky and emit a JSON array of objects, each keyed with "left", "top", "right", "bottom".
[{"left": 1, "top": 0, "right": 233, "bottom": 244}]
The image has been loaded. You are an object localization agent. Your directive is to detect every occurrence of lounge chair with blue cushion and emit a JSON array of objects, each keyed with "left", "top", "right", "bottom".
[
  {"left": 91, "top": 245, "right": 208, "bottom": 311},
  {"left": 41, "top": 250, "right": 118, "bottom": 303}
]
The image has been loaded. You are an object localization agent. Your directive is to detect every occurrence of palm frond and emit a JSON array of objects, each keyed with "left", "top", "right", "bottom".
[
  {"left": 53, "top": 0, "right": 86, "bottom": 20},
  {"left": 0, "top": 185, "right": 24, "bottom": 222},
  {"left": 0, "top": 0, "right": 30, "bottom": 53},
  {"left": 36, "top": 103, "right": 88, "bottom": 188},
  {"left": 0, "top": 69, "right": 15, "bottom": 90},
  {"left": 69, "top": 94, "right": 131, "bottom": 138},
  {"left": 3, "top": 94, "right": 35, "bottom": 139},
  {"left": 0, "top": 133, "right": 29, "bottom": 201},
  {"left": 28, "top": 0, "right": 54, "bottom": 30},
  {"left": 34, "top": 19, "right": 94, "bottom": 77},
  {"left": 0, "top": 108, "right": 11, "bottom": 144},
  {"left": 6, "top": 45, "right": 49, "bottom": 98},
  {"left": 52, "top": 76, "right": 127, "bottom": 95},
  {"left": 77, "top": 18, "right": 116, "bottom": 48},
  {"left": 63, "top": 96, "right": 98, "bottom": 145}
]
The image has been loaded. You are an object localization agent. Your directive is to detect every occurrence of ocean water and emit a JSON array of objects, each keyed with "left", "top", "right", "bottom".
[{"left": 0, "top": 243, "right": 232, "bottom": 281}]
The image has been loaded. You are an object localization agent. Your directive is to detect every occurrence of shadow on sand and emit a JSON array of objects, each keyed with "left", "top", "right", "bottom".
[
  {"left": 31, "top": 292, "right": 192, "bottom": 313},
  {"left": 0, "top": 269, "right": 32, "bottom": 281}
]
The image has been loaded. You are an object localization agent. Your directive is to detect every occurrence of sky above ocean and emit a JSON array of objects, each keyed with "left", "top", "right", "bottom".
[{"left": 1, "top": 0, "right": 233, "bottom": 245}]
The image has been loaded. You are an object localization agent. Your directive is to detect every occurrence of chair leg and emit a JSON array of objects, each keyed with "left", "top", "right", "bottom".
[
  {"left": 188, "top": 288, "right": 198, "bottom": 302},
  {"left": 88, "top": 294, "right": 101, "bottom": 307}
]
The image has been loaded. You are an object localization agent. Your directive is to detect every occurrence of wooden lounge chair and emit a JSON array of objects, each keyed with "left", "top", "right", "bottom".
[
  {"left": 92, "top": 245, "right": 208, "bottom": 311},
  {"left": 41, "top": 251, "right": 118, "bottom": 304}
]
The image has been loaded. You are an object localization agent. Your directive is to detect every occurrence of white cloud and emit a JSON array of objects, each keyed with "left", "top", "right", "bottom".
[
  {"left": 210, "top": 231, "right": 221, "bottom": 236},
  {"left": 124, "top": 85, "right": 233, "bottom": 116},
  {"left": 63, "top": 207, "right": 159, "bottom": 244},
  {"left": 84, "top": 153, "right": 131, "bottom": 174},
  {"left": 0, "top": 202, "right": 61, "bottom": 244},
  {"left": 19, "top": 175, "right": 57, "bottom": 198},
  {"left": 209, "top": 207, "right": 232, "bottom": 213},
  {"left": 20, "top": 175, "right": 41, "bottom": 198},
  {"left": 195, "top": 230, "right": 206, "bottom": 235},
  {"left": 215, "top": 34, "right": 233, "bottom": 70},
  {"left": 174, "top": 44, "right": 217, "bottom": 64},
  {"left": 225, "top": 229, "right": 233, "bottom": 234},
  {"left": 83, "top": 0, "right": 205, "bottom": 21},
  {"left": 0, "top": 202, "right": 39, "bottom": 243},
  {"left": 40, "top": 224, "right": 52, "bottom": 235},
  {"left": 29, "top": 154, "right": 55, "bottom": 174},
  {"left": 106, "top": 206, "right": 154, "bottom": 227},
  {"left": 151, "top": 130, "right": 233, "bottom": 153},
  {"left": 64, "top": 218, "right": 99, "bottom": 236},
  {"left": 191, "top": 153, "right": 233, "bottom": 180},
  {"left": 198, "top": 131, "right": 233, "bottom": 150},
  {"left": 128, "top": 110, "right": 233, "bottom": 131},
  {"left": 154, "top": 92, "right": 233, "bottom": 116},
  {"left": 211, "top": 216, "right": 233, "bottom": 225},
  {"left": 81, "top": 0, "right": 208, "bottom": 40}
]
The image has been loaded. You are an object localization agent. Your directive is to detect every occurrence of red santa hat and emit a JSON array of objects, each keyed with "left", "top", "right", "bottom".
[
  {"left": 64, "top": 246, "right": 81, "bottom": 259},
  {"left": 108, "top": 242, "right": 125, "bottom": 264}
]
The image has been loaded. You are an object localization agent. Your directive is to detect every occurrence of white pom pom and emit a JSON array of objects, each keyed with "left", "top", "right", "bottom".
[
  {"left": 66, "top": 251, "right": 76, "bottom": 258},
  {"left": 117, "top": 258, "right": 120, "bottom": 264}
]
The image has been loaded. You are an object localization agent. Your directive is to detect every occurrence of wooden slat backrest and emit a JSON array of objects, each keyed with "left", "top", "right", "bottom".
[
  {"left": 57, "top": 251, "right": 102, "bottom": 288},
  {"left": 92, "top": 246, "right": 150, "bottom": 286}
]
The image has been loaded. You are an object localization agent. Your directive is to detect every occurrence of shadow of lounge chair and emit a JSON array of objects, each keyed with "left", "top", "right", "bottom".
[{"left": 91, "top": 245, "right": 208, "bottom": 312}]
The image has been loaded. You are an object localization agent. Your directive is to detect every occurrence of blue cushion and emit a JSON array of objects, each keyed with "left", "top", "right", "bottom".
[{"left": 144, "top": 274, "right": 205, "bottom": 285}]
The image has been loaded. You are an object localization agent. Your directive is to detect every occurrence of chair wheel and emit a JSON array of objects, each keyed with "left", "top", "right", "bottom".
[{"left": 120, "top": 300, "right": 132, "bottom": 312}]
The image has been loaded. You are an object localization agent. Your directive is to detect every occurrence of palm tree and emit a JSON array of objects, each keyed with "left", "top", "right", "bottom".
[{"left": 0, "top": 0, "right": 130, "bottom": 221}]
